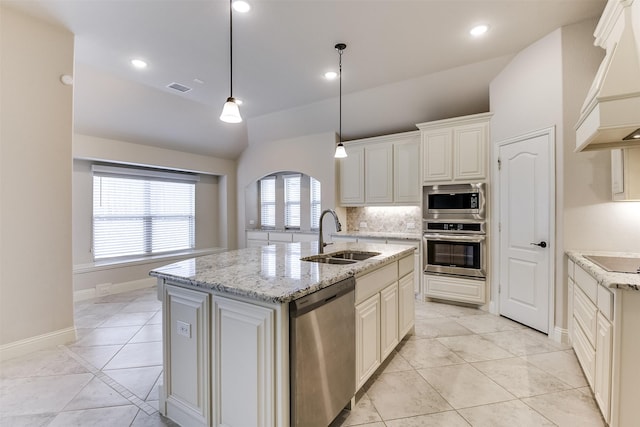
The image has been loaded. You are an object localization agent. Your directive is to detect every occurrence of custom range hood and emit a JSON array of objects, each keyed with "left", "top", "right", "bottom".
[{"left": 575, "top": 0, "right": 640, "bottom": 151}]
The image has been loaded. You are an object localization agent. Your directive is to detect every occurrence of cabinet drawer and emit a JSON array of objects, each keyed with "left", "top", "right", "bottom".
[
  {"left": 398, "top": 254, "right": 414, "bottom": 278},
  {"left": 575, "top": 265, "right": 598, "bottom": 303},
  {"left": 247, "top": 231, "right": 269, "bottom": 241},
  {"left": 574, "top": 286, "right": 597, "bottom": 346},
  {"left": 356, "top": 262, "right": 397, "bottom": 304},
  {"left": 597, "top": 286, "right": 614, "bottom": 322},
  {"left": 424, "top": 275, "right": 485, "bottom": 304},
  {"left": 572, "top": 317, "right": 595, "bottom": 388}
]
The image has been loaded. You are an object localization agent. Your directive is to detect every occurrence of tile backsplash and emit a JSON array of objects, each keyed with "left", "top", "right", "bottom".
[{"left": 346, "top": 206, "right": 421, "bottom": 233}]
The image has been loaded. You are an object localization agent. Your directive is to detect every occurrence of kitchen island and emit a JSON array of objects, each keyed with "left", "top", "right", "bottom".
[
  {"left": 566, "top": 251, "right": 640, "bottom": 427},
  {"left": 150, "top": 241, "right": 416, "bottom": 427}
]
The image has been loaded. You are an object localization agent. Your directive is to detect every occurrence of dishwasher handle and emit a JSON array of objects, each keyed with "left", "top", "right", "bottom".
[{"left": 290, "top": 276, "right": 355, "bottom": 318}]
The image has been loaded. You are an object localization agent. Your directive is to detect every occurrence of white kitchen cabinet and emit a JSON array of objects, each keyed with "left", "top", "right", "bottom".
[
  {"left": 246, "top": 230, "right": 270, "bottom": 247},
  {"left": 339, "top": 131, "right": 420, "bottom": 206},
  {"left": 424, "top": 274, "right": 486, "bottom": 305},
  {"left": 417, "top": 112, "right": 491, "bottom": 184},
  {"left": 380, "top": 282, "right": 399, "bottom": 360},
  {"left": 365, "top": 143, "right": 393, "bottom": 203},
  {"left": 162, "top": 284, "right": 211, "bottom": 427},
  {"left": 594, "top": 312, "right": 613, "bottom": 424},
  {"left": 398, "top": 273, "right": 415, "bottom": 338},
  {"left": 611, "top": 148, "right": 640, "bottom": 201},
  {"left": 394, "top": 137, "right": 421, "bottom": 203},
  {"left": 388, "top": 239, "right": 421, "bottom": 297},
  {"left": 355, "top": 293, "right": 380, "bottom": 389},
  {"left": 355, "top": 254, "right": 415, "bottom": 390},
  {"left": 339, "top": 145, "right": 365, "bottom": 205},
  {"left": 212, "top": 295, "right": 275, "bottom": 427}
]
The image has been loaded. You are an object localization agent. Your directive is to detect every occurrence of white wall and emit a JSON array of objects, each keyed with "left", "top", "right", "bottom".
[
  {"left": 72, "top": 135, "right": 237, "bottom": 294},
  {"left": 237, "top": 132, "right": 337, "bottom": 247},
  {"left": 0, "top": 6, "right": 74, "bottom": 352}
]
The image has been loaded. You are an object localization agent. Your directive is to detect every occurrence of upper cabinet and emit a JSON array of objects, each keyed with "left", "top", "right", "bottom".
[
  {"left": 611, "top": 147, "right": 640, "bottom": 201},
  {"left": 339, "top": 131, "right": 420, "bottom": 206},
  {"left": 417, "top": 113, "right": 492, "bottom": 184}
]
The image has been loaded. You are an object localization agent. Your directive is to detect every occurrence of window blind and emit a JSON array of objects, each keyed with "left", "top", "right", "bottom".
[
  {"left": 284, "top": 174, "right": 301, "bottom": 229},
  {"left": 92, "top": 166, "right": 196, "bottom": 260},
  {"left": 260, "top": 176, "right": 276, "bottom": 228},
  {"left": 310, "top": 177, "right": 321, "bottom": 230}
]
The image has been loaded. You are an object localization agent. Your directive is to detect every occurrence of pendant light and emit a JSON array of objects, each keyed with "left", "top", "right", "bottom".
[
  {"left": 334, "top": 43, "right": 348, "bottom": 158},
  {"left": 220, "top": 0, "right": 242, "bottom": 123}
]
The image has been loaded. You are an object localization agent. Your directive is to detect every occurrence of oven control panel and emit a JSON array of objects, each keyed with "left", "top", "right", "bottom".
[{"left": 424, "top": 222, "right": 484, "bottom": 233}]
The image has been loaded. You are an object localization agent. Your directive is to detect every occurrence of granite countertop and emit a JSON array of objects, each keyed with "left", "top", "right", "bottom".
[
  {"left": 566, "top": 251, "right": 640, "bottom": 291},
  {"left": 150, "top": 241, "right": 416, "bottom": 303},
  {"left": 332, "top": 231, "right": 421, "bottom": 241}
]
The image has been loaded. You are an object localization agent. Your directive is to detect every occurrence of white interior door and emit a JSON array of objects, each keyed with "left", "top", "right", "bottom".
[{"left": 497, "top": 128, "right": 554, "bottom": 333}]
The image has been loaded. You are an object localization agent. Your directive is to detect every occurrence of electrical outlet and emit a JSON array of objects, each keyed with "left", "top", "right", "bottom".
[
  {"left": 407, "top": 222, "right": 416, "bottom": 230},
  {"left": 359, "top": 222, "right": 367, "bottom": 228},
  {"left": 176, "top": 320, "right": 191, "bottom": 338}
]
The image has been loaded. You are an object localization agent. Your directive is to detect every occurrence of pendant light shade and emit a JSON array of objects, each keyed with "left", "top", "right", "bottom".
[
  {"left": 220, "top": 97, "right": 242, "bottom": 123},
  {"left": 334, "top": 43, "right": 347, "bottom": 158},
  {"left": 220, "top": 0, "right": 242, "bottom": 123}
]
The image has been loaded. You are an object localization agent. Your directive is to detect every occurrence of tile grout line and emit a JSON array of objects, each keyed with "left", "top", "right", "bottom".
[{"left": 59, "top": 344, "right": 158, "bottom": 416}]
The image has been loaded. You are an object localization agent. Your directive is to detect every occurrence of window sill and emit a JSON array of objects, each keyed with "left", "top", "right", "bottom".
[{"left": 73, "top": 247, "right": 227, "bottom": 274}]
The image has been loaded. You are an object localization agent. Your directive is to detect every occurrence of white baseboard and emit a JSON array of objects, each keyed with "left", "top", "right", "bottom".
[
  {"left": 74, "top": 277, "right": 156, "bottom": 302},
  {"left": 0, "top": 327, "right": 76, "bottom": 363},
  {"left": 553, "top": 326, "right": 570, "bottom": 344}
]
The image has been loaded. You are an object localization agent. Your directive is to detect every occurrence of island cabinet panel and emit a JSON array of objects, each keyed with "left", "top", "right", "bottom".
[
  {"left": 380, "top": 282, "right": 399, "bottom": 360},
  {"left": 162, "top": 285, "right": 211, "bottom": 427},
  {"left": 355, "top": 293, "right": 381, "bottom": 390},
  {"left": 398, "top": 273, "right": 416, "bottom": 338},
  {"left": 212, "top": 295, "right": 275, "bottom": 427}
]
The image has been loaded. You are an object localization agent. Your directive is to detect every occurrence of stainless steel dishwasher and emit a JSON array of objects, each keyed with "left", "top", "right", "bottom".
[{"left": 290, "top": 276, "right": 355, "bottom": 427}]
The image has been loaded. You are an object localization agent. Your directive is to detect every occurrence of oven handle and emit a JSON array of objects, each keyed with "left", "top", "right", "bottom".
[{"left": 423, "top": 233, "right": 486, "bottom": 242}]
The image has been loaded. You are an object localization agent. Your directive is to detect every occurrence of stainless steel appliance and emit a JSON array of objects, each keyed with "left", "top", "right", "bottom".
[
  {"left": 290, "top": 276, "right": 355, "bottom": 427},
  {"left": 423, "top": 221, "right": 486, "bottom": 279},
  {"left": 423, "top": 183, "right": 486, "bottom": 220}
]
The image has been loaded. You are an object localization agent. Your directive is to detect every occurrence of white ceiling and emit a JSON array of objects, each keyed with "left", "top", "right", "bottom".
[{"left": 7, "top": 0, "right": 605, "bottom": 159}]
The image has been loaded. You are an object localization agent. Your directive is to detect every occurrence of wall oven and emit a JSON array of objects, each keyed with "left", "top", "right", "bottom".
[
  {"left": 423, "top": 183, "right": 486, "bottom": 220},
  {"left": 423, "top": 221, "right": 486, "bottom": 279}
]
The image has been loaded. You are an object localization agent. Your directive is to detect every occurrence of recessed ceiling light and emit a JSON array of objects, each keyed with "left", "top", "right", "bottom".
[
  {"left": 470, "top": 25, "right": 489, "bottom": 37},
  {"left": 232, "top": 1, "right": 251, "bottom": 13},
  {"left": 324, "top": 71, "right": 338, "bottom": 80},
  {"left": 131, "top": 59, "right": 148, "bottom": 69}
]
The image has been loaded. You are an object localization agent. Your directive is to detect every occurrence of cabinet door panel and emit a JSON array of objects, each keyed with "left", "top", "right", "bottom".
[
  {"left": 394, "top": 138, "right": 420, "bottom": 203},
  {"left": 356, "top": 294, "right": 381, "bottom": 389},
  {"left": 594, "top": 312, "right": 612, "bottom": 423},
  {"left": 340, "top": 145, "right": 365, "bottom": 205},
  {"left": 422, "top": 130, "right": 452, "bottom": 182},
  {"left": 213, "top": 295, "right": 275, "bottom": 427},
  {"left": 380, "top": 282, "right": 399, "bottom": 360},
  {"left": 365, "top": 144, "right": 393, "bottom": 203},
  {"left": 453, "top": 123, "right": 486, "bottom": 181},
  {"left": 398, "top": 273, "right": 415, "bottom": 338}
]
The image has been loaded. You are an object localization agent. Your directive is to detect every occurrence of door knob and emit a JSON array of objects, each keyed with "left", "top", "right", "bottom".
[{"left": 530, "top": 241, "right": 547, "bottom": 248}]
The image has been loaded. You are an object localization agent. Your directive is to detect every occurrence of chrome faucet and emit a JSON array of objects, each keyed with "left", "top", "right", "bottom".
[{"left": 318, "top": 209, "right": 342, "bottom": 254}]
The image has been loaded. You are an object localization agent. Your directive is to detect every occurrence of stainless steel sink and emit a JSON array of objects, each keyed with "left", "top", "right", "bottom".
[
  {"left": 584, "top": 255, "right": 640, "bottom": 274},
  {"left": 328, "top": 251, "right": 381, "bottom": 261},
  {"left": 300, "top": 251, "right": 380, "bottom": 265},
  {"left": 301, "top": 256, "right": 356, "bottom": 265}
]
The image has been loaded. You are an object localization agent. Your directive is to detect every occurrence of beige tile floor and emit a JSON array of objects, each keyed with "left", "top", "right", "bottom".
[{"left": 0, "top": 286, "right": 605, "bottom": 427}]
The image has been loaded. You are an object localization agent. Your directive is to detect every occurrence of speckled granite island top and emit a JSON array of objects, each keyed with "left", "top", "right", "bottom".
[
  {"left": 150, "top": 241, "right": 416, "bottom": 303},
  {"left": 567, "top": 251, "right": 640, "bottom": 291}
]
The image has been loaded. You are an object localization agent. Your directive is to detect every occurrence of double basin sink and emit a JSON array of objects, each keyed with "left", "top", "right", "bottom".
[{"left": 301, "top": 250, "right": 381, "bottom": 265}]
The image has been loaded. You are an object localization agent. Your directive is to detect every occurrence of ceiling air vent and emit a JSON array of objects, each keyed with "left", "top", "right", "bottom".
[{"left": 167, "top": 82, "right": 192, "bottom": 93}]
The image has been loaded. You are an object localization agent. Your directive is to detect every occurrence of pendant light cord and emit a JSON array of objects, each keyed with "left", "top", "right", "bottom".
[
  {"left": 229, "top": 0, "right": 233, "bottom": 97},
  {"left": 338, "top": 47, "right": 343, "bottom": 143}
]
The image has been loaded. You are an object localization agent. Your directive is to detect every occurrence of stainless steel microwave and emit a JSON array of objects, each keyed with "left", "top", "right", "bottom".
[{"left": 423, "top": 183, "right": 486, "bottom": 220}]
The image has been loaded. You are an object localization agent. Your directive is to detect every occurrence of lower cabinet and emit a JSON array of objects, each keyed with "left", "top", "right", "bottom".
[
  {"left": 355, "top": 255, "right": 415, "bottom": 390},
  {"left": 424, "top": 274, "right": 485, "bottom": 304},
  {"left": 161, "top": 283, "right": 284, "bottom": 427},
  {"left": 162, "top": 285, "right": 211, "bottom": 427},
  {"left": 594, "top": 312, "right": 612, "bottom": 420}
]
